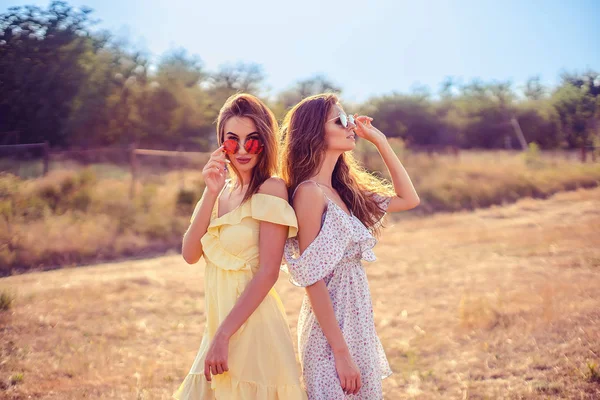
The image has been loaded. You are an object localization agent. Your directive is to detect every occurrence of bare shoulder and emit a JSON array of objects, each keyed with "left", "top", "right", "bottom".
[
  {"left": 258, "top": 177, "right": 288, "bottom": 200},
  {"left": 292, "top": 182, "right": 326, "bottom": 219}
]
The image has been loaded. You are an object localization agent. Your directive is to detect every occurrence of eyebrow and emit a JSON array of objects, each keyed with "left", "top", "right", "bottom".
[{"left": 225, "top": 131, "right": 260, "bottom": 137}]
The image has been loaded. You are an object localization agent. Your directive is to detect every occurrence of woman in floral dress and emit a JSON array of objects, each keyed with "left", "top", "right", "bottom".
[{"left": 279, "top": 94, "right": 420, "bottom": 399}]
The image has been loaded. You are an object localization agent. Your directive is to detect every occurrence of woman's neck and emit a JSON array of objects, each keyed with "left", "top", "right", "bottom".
[
  {"left": 230, "top": 172, "right": 252, "bottom": 190},
  {"left": 310, "top": 151, "right": 342, "bottom": 187}
]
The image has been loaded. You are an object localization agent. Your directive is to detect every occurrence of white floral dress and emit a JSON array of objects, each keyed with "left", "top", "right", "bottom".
[{"left": 283, "top": 181, "right": 392, "bottom": 400}]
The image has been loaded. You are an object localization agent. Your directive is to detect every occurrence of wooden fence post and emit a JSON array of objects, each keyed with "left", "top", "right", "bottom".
[
  {"left": 177, "top": 145, "right": 184, "bottom": 190},
  {"left": 129, "top": 144, "right": 137, "bottom": 199},
  {"left": 43, "top": 141, "right": 50, "bottom": 176},
  {"left": 451, "top": 146, "right": 460, "bottom": 160},
  {"left": 510, "top": 117, "right": 528, "bottom": 151}
]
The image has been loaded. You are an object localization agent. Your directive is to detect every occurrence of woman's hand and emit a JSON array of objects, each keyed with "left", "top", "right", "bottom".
[
  {"left": 204, "top": 332, "right": 230, "bottom": 382},
  {"left": 202, "top": 146, "right": 229, "bottom": 195},
  {"left": 353, "top": 114, "right": 386, "bottom": 146},
  {"left": 334, "top": 349, "right": 362, "bottom": 395}
]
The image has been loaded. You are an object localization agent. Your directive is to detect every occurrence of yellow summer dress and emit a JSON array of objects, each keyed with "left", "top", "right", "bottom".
[{"left": 173, "top": 191, "right": 307, "bottom": 400}]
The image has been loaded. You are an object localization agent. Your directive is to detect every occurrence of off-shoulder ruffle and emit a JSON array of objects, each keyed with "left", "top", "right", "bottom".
[
  {"left": 283, "top": 199, "right": 381, "bottom": 287},
  {"left": 201, "top": 193, "right": 298, "bottom": 272}
]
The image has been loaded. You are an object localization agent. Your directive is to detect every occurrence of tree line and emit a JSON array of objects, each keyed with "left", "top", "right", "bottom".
[{"left": 1, "top": 1, "right": 599, "bottom": 151}]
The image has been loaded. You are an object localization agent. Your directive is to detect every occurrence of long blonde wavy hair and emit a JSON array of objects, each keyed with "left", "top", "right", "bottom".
[{"left": 279, "top": 93, "right": 394, "bottom": 233}]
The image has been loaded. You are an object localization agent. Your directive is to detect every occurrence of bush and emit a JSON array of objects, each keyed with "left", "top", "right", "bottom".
[
  {"left": 1, "top": 155, "right": 598, "bottom": 274},
  {"left": 0, "top": 290, "right": 14, "bottom": 311},
  {"left": 176, "top": 188, "right": 199, "bottom": 215},
  {"left": 524, "top": 142, "right": 543, "bottom": 167}
]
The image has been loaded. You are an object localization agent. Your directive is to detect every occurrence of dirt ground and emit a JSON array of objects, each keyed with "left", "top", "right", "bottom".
[{"left": 1, "top": 188, "right": 599, "bottom": 399}]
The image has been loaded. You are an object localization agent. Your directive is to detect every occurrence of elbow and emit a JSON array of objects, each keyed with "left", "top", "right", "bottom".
[
  {"left": 182, "top": 251, "right": 200, "bottom": 265},
  {"left": 402, "top": 192, "right": 420, "bottom": 210},
  {"left": 181, "top": 240, "right": 202, "bottom": 264},
  {"left": 410, "top": 195, "right": 421, "bottom": 209},
  {"left": 394, "top": 194, "right": 420, "bottom": 211},
  {"left": 260, "top": 267, "right": 280, "bottom": 287},
  {"left": 181, "top": 236, "right": 202, "bottom": 265},
  {"left": 267, "top": 269, "right": 280, "bottom": 286}
]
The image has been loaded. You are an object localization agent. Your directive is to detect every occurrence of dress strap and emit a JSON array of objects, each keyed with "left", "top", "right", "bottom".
[
  {"left": 290, "top": 180, "right": 331, "bottom": 228},
  {"left": 218, "top": 179, "right": 231, "bottom": 197},
  {"left": 291, "top": 180, "right": 330, "bottom": 200}
]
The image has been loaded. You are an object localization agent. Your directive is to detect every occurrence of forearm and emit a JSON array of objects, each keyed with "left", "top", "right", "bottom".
[
  {"left": 375, "top": 137, "right": 419, "bottom": 204},
  {"left": 306, "top": 280, "right": 349, "bottom": 355},
  {"left": 182, "top": 190, "right": 218, "bottom": 264},
  {"left": 215, "top": 269, "right": 279, "bottom": 339}
]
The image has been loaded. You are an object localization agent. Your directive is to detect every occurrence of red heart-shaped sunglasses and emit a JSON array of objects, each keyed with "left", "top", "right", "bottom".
[{"left": 222, "top": 137, "right": 264, "bottom": 155}]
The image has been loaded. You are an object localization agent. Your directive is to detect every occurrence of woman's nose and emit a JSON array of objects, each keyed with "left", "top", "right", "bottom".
[{"left": 237, "top": 140, "right": 248, "bottom": 155}]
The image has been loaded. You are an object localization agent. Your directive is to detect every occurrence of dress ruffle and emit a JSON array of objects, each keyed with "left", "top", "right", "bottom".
[
  {"left": 175, "top": 191, "right": 306, "bottom": 400},
  {"left": 281, "top": 189, "right": 393, "bottom": 399},
  {"left": 201, "top": 193, "right": 298, "bottom": 272},
  {"left": 283, "top": 199, "right": 381, "bottom": 287},
  {"left": 173, "top": 373, "right": 306, "bottom": 400}
]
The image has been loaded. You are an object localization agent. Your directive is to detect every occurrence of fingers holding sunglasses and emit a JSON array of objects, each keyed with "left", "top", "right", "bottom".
[
  {"left": 209, "top": 146, "right": 230, "bottom": 165},
  {"left": 204, "top": 160, "right": 227, "bottom": 173},
  {"left": 354, "top": 115, "right": 373, "bottom": 125},
  {"left": 202, "top": 163, "right": 226, "bottom": 194},
  {"left": 211, "top": 146, "right": 225, "bottom": 156},
  {"left": 353, "top": 118, "right": 370, "bottom": 139},
  {"left": 204, "top": 159, "right": 221, "bottom": 169},
  {"left": 203, "top": 154, "right": 228, "bottom": 182},
  {"left": 215, "top": 152, "right": 230, "bottom": 165}
]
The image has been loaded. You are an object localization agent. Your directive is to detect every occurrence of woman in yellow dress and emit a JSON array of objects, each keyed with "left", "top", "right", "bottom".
[{"left": 174, "top": 93, "right": 307, "bottom": 400}]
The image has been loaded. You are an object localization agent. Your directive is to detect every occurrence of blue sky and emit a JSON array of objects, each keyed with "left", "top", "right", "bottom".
[{"left": 2, "top": 0, "right": 599, "bottom": 102}]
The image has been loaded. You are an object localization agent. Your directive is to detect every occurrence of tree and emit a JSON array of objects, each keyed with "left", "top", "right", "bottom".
[
  {"left": 276, "top": 74, "right": 342, "bottom": 112},
  {"left": 524, "top": 76, "right": 546, "bottom": 100},
  {"left": 156, "top": 48, "right": 204, "bottom": 88},
  {"left": 66, "top": 39, "right": 150, "bottom": 146},
  {"left": 0, "top": 1, "right": 97, "bottom": 146},
  {"left": 364, "top": 93, "right": 442, "bottom": 146},
  {"left": 209, "top": 62, "right": 265, "bottom": 93},
  {"left": 551, "top": 79, "right": 597, "bottom": 148}
]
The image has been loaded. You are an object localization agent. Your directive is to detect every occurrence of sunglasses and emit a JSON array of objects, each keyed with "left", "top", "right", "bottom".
[
  {"left": 222, "top": 137, "right": 264, "bottom": 155},
  {"left": 326, "top": 112, "right": 355, "bottom": 128}
]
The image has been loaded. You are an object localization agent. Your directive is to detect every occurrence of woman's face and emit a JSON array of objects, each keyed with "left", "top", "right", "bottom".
[
  {"left": 222, "top": 116, "right": 263, "bottom": 176},
  {"left": 324, "top": 104, "right": 356, "bottom": 152}
]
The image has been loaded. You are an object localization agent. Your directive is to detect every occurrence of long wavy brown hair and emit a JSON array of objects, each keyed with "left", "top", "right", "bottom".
[
  {"left": 216, "top": 93, "right": 279, "bottom": 203},
  {"left": 279, "top": 93, "right": 394, "bottom": 233}
]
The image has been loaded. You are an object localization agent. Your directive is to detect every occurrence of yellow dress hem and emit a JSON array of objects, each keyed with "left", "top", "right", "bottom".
[{"left": 173, "top": 372, "right": 307, "bottom": 400}]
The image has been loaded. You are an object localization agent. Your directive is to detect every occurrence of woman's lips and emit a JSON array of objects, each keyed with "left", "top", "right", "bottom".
[{"left": 236, "top": 157, "right": 251, "bottom": 164}]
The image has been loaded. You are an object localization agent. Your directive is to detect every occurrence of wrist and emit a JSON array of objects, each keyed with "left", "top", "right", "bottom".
[
  {"left": 214, "top": 328, "right": 232, "bottom": 342},
  {"left": 373, "top": 134, "right": 388, "bottom": 149},
  {"left": 203, "top": 189, "right": 220, "bottom": 202},
  {"left": 332, "top": 344, "right": 350, "bottom": 358}
]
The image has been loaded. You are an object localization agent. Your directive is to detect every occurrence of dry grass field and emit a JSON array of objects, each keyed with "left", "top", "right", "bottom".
[
  {"left": 1, "top": 188, "right": 599, "bottom": 399},
  {"left": 2, "top": 150, "right": 600, "bottom": 274}
]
